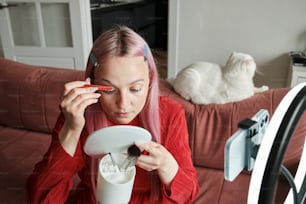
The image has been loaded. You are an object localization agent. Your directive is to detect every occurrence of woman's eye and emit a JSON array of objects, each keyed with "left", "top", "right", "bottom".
[
  {"left": 101, "top": 89, "right": 116, "bottom": 94},
  {"left": 130, "top": 87, "right": 142, "bottom": 92}
]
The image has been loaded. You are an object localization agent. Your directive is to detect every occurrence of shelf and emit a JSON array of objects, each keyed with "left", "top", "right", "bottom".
[{"left": 289, "top": 65, "right": 306, "bottom": 87}]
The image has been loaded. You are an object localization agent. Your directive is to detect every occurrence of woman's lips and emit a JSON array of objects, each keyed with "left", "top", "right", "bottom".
[{"left": 116, "top": 112, "right": 129, "bottom": 118}]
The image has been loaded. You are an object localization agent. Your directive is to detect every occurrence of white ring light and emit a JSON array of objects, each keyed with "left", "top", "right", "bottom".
[
  {"left": 248, "top": 82, "right": 306, "bottom": 204},
  {"left": 285, "top": 138, "right": 306, "bottom": 203}
]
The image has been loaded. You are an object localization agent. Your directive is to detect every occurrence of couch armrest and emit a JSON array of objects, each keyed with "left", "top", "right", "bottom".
[{"left": 0, "top": 58, "right": 84, "bottom": 133}]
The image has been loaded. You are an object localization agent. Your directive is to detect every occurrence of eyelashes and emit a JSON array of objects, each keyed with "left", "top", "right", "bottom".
[
  {"left": 100, "top": 89, "right": 116, "bottom": 94},
  {"left": 130, "top": 88, "right": 142, "bottom": 93},
  {"left": 99, "top": 87, "right": 143, "bottom": 95},
  {"left": 91, "top": 79, "right": 145, "bottom": 94}
]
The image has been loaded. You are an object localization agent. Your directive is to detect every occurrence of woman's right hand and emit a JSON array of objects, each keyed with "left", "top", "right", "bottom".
[{"left": 59, "top": 78, "right": 101, "bottom": 156}]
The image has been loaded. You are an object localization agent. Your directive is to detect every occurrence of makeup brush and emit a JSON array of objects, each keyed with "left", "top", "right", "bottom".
[
  {"left": 120, "top": 144, "right": 141, "bottom": 171},
  {"left": 81, "top": 84, "right": 114, "bottom": 91}
]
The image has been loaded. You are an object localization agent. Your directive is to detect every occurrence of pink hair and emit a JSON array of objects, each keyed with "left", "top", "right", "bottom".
[
  {"left": 84, "top": 26, "right": 161, "bottom": 201},
  {"left": 85, "top": 25, "right": 160, "bottom": 142}
]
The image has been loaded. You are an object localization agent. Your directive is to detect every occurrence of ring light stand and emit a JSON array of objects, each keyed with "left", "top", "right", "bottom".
[
  {"left": 249, "top": 82, "right": 305, "bottom": 204},
  {"left": 225, "top": 82, "right": 306, "bottom": 204}
]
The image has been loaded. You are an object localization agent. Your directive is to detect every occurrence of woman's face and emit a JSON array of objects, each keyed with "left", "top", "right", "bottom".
[{"left": 94, "top": 56, "right": 150, "bottom": 124}]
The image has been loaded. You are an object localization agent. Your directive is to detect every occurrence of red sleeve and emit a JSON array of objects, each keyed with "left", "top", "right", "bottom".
[
  {"left": 159, "top": 97, "right": 199, "bottom": 203},
  {"left": 26, "top": 113, "right": 85, "bottom": 203}
]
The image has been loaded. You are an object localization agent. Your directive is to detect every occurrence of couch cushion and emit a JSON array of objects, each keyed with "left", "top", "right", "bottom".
[
  {"left": 190, "top": 88, "right": 288, "bottom": 169},
  {"left": 0, "top": 126, "right": 51, "bottom": 203},
  {"left": 191, "top": 88, "right": 306, "bottom": 170},
  {"left": 0, "top": 58, "right": 84, "bottom": 133},
  {"left": 194, "top": 166, "right": 292, "bottom": 203}
]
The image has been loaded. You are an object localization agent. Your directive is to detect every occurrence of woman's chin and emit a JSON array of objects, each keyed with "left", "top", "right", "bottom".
[{"left": 110, "top": 116, "right": 134, "bottom": 125}]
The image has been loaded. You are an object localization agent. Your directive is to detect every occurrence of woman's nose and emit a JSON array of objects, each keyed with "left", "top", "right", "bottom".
[{"left": 116, "top": 90, "right": 129, "bottom": 109}]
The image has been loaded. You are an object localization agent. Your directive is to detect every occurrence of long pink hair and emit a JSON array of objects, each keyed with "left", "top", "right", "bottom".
[
  {"left": 84, "top": 26, "right": 161, "bottom": 202},
  {"left": 84, "top": 25, "right": 160, "bottom": 142},
  {"left": 84, "top": 26, "right": 161, "bottom": 201}
]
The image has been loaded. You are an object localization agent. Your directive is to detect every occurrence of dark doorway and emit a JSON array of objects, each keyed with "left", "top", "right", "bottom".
[{"left": 90, "top": 0, "right": 168, "bottom": 78}]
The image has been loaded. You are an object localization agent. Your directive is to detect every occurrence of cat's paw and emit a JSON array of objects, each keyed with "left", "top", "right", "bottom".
[
  {"left": 254, "top": 85, "right": 269, "bottom": 93},
  {"left": 167, "top": 78, "right": 175, "bottom": 86}
]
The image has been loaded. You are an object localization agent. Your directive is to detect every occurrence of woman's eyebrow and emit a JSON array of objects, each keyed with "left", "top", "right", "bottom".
[
  {"left": 93, "top": 78, "right": 112, "bottom": 84},
  {"left": 94, "top": 78, "right": 145, "bottom": 85},
  {"left": 129, "top": 79, "right": 145, "bottom": 85}
]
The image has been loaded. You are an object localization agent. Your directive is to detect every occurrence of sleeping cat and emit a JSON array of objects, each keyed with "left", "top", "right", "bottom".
[{"left": 169, "top": 52, "right": 269, "bottom": 104}]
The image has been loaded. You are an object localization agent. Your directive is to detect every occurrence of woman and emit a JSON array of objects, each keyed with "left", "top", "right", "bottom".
[{"left": 27, "top": 25, "right": 199, "bottom": 203}]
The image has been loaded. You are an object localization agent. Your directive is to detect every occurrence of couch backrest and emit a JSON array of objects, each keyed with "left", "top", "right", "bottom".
[
  {"left": 0, "top": 58, "right": 84, "bottom": 133},
  {"left": 160, "top": 80, "right": 306, "bottom": 171},
  {"left": 1, "top": 58, "right": 305, "bottom": 172}
]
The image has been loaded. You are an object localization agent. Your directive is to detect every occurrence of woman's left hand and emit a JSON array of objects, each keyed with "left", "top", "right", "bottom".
[{"left": 135, "top": 141, "right": 179, "bottom": 187}]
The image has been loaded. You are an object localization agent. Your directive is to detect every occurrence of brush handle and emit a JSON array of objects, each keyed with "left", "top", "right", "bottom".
[{"left": 82, "top": 84, "right": 114, "bottom": 91}]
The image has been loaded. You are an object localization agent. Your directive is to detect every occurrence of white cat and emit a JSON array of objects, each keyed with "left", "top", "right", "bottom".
[{"left": 169, "top": 52, "right": 268, "bottom": 104}]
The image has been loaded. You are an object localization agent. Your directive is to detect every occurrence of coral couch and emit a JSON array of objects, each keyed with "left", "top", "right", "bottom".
[{"left": 0, "top": 57, "right": 305, "bottom": 204}]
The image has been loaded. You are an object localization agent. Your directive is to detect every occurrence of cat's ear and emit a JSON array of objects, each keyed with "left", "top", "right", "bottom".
[
  {"left": 229, "top": 51, "right": 238, "bottom": 59},
  {"left": 225, "top": 52, "right": 238, "bottom": 68}
]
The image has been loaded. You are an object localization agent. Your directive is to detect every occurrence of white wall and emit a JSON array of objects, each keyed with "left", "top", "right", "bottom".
[
  {"left": 0, "top": 36, "right": 3, "bottom": 57},
  {"left": 168, "top": 0, "right": 306, "bottom": 88}
]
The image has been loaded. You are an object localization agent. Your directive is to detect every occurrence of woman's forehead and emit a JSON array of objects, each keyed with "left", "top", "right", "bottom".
[{"left": 94, "top": 56, "right": 149, "bottom": 84}]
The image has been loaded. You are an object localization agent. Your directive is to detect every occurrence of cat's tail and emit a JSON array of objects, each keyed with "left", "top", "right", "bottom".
[{"left": 254, "top": 85, "right": 269, "bottom": 93}]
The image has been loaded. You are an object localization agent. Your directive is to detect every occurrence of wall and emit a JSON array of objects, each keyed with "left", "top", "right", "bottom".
[
  {"left": 0, "top": 36, "right": 3, "bottom": 57},
  {"left": 168, "top": 0, "right": 306, "bottom": 88}
]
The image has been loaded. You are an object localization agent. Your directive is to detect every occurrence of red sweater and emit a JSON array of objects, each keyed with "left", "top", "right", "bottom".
[{"left": 27, "top": 96, "right": 199, "bottom": 203}]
